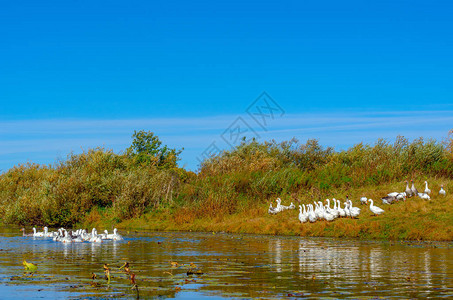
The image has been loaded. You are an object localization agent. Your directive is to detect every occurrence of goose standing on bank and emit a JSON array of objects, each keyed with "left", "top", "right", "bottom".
[
  {"left": 268, "top": 203, "right": 278, "bottom": 215},
  {"left": 348, "top": 200, "right": 361, "bottom": 216},
  {"left": 369, "top": 199, "right": 384, "bottom": 216},
  {"left": 337, "top": 200, "right": 346, "bottom": 217},
  {"left": 418, "top": 192, "right": 431, "bottom": 200},
  {"left": 344, "top": 202, "right": 351, "bottom": 217},
  {"left": 275, "top": 198, "right": 283, "bottom": 212},
  {"left": 299, "top": 205, "right": 308, "bottom": 223},
  {"left": 349, "top": 202, "right": 360, "bottom": 218},
  {"left": 360, "top": 197, "right": 368, "bottom": 205},
  {"left": 424, "top": 181, "right": 431, "bottom": 195},
  {"left": 439, "top": 185, "right": 446, "bottom": 196},
  {"left": 308, "top": 204, "right": 317, "bottom": 223},
  {"left": 396, "top": 192, "right": 406, "bottom": 201},
  {"left": 411, "top": 180, "right": 418, "bottom": 196},
  {"left": 381, "top": 196, "right": 395, "bottom": 205},
  {"left": 405, "top": 180, "right": 413, "bottom": 197}
]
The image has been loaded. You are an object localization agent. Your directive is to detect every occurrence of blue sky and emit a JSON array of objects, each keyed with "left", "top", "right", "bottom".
[{"left": 1, "top": 0, "right": 452, "bottom": 171}]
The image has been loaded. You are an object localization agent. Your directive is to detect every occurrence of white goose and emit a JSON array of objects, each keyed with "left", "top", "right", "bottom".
[
  {"left": 396, "top": 192, "right": 406, "bottom": 201},
  {"left": 89, "top": 229, "right": 103, "bottom": 243},
  {"left": 314, "top": 202, "right": 323, "bottom": 220},
  {"left": 275, "top": 198, "right": 283, "bottom": 212},
  {"left": 60, "top": 230, "right": 72, "bottom": 243},
  {"left": 323, "top": 204, "right": 336, "bottom": 222},
  {"left": 110, "top": 228, "right": 123, "bottom": 241},
  {"left": 53, "top": 228, "right": 63, "bottom": 241},
  {"left": 337, "top": 200, "right": 346, "bottom": 217},
  {"left": 43, "top": 227, "right": 54, "bottom": 238},
  {"left": 318, "top": 201, "right": 327, "bottom": 220},
  {"left": 308, "top": 204, "right": 317, "bottom": 223},
  {"left": 349, "top": 202, "right": 360, "bottom": 218},
  {"left": 298, "top": 205, "right": 308, "bottom": 223},
  {"left": 32, "top": 227, "right": 44, "bottom": 237},
  {"left": 418, "top": 192, "right": 431, "bottom": 200},
  {"left": 348, "top": 200, "right": 361, "bottom": 216},
  {"left": 369, "top": 199, "right": 384, "bottom": 216},
  {"left": 326, "top": 199, "right": 339, "bottom": 218},
  {"left": 424, "top": 181, "right": 431, "bottom": 195},
  {"left": 268, "top": 203, "right": 278, "bottom": 215},
  {"left": 360, "top": 197, "right": 368, "bottom": 205},
  {"left": 344, "top": 202, "right": 351, "bottom": 217},
  {"left": 439, "top": 185, "right": 446, "bottom": 196}
]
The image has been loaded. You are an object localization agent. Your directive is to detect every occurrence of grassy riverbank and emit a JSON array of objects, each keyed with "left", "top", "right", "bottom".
[
  {"left": 88, "top": 178, "right": 453, "bottom": 241},
  {"left": 1, "top": 131, "right": 452, "bottom": 241}
]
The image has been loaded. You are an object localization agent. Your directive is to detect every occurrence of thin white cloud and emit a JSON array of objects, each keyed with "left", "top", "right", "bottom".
[{"left": 0, "top": 110, "right": 451, "bottom": 171}]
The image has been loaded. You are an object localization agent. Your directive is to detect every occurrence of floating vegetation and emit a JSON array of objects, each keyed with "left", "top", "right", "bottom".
[
  {"left": 2, "top": 229, "right": 453, "bottom": 299},
  {"left": 23, "top": 260, "right": 37, "bottom": 273}
]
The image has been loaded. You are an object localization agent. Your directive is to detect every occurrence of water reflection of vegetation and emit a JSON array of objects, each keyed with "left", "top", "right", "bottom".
[{"left": 1, "top": 229, "right": 453, "bottom": 298}]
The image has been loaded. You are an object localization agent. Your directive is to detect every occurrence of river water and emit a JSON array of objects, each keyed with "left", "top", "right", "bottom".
[{"left": 0, "top": 227, "right": 452, "bottom": 299}]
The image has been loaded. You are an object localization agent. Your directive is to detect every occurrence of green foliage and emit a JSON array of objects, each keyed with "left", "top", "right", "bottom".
[{"left": 127, "top": 130, "right": 183, "bottom": 169}]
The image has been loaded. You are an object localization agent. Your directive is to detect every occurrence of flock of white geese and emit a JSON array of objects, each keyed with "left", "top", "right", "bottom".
[
  {"left": 269, "top": 180, "right": 447, "bottom": 224},
  {"left": 21, "top": 227, "right": 123, "bottom": 243}
]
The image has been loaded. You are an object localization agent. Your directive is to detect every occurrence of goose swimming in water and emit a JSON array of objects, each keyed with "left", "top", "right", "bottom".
[
  {"left": 20, "top": 228, "right": 33, "bottom": 237},
  {"left": 43, "top": 227, "right": 55, "bottom": 238},
  {"left": 439, "top": 185, "right": 446, "bottom": 196},
  {"left": 369, "top": 199, "right": 384, "bottom": 216},
  {"left": 32, "top": 227, "right": 44, "bottom": 237},
  {"left": 60, "top": 230, "right": 72, "bottom": 243},
  {"left": 110, "top": 228, "right": 123, "bottom": 241}
]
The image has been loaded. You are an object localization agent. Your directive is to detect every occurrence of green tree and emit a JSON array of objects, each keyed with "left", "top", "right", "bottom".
[{"left": 127, "top": 130, "right": 183, "bottom": 168}]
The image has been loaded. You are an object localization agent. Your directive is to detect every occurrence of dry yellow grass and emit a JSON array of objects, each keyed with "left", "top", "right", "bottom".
[{"left": 113, "top": 178, "right": 453, "bottom": 241}]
